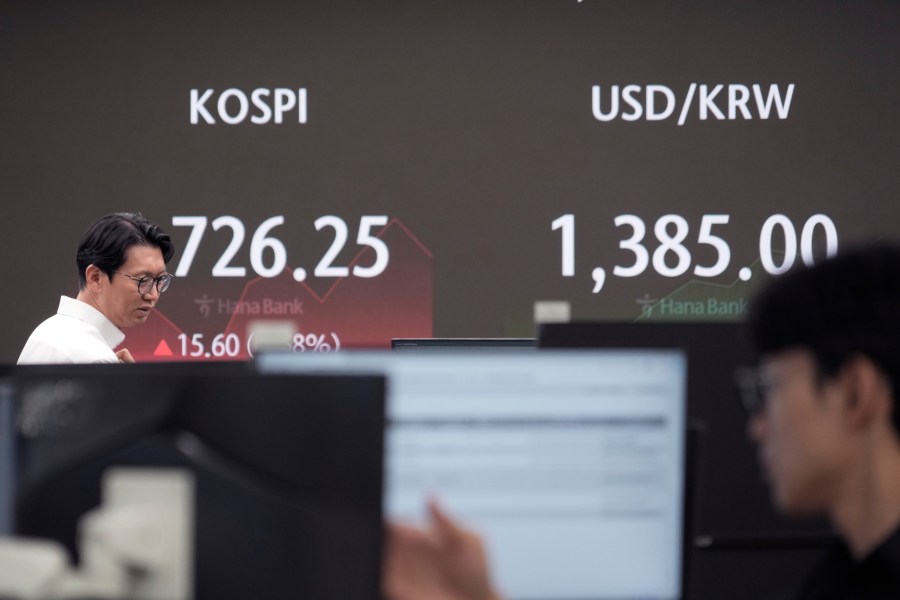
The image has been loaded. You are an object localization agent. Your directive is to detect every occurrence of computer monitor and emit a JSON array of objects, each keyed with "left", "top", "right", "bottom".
[
  {"left": 9, "top": 366, "right": 386, "bottom": 600},
  {"left": 391, "top": 338, "right": 536, "bottom": 351},
  {"left": 0, "top": 378, "right": 14, "bottom": 535},
  {"left": 538, "top": 322, "right": 832, "bottom": 540},
  {"left": 258, "top": 350, "right": 688, "bottom": 600},
  {"left": 538, "top": 322, "right": 833, "bottom": 599}
]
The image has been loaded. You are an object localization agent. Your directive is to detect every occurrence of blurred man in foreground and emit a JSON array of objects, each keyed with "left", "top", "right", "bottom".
[
  {"left": 383, "top": 244, "right": 900, "bottom": 600},
  {"left": 741, "top": 243, "right": 900, "bottom": 597},
  {"left": 18, "top": 212, "right": 174, "bottom": 364}
]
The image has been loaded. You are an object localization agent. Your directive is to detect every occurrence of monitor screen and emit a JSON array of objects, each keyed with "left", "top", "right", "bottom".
[
  {"left": 391, "top": 338, "right": 536, "bottom": 351},
  {"left": 10, "top": 366, "right": 386, "bottom": 600},
  {"left": 538, "top": 321, "right": 832, "bottom": 540},
  {"left": 0, "top": 378, "right": 14, "bottom": 535},
  {"left": 537, "top": 323, "right": 834, "bottom": 600},
  {"left": 258, "top": 350, "right": 687, "bottom": 600}
]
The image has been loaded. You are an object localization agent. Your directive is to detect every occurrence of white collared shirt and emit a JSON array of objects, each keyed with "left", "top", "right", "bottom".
[{"left": 17, "top": 296, "right": 126, "bottom": 364}]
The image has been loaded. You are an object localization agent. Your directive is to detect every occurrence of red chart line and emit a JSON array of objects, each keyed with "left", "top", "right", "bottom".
[{"left": 223, "top": 217, "right": 432, "bottom": 334}]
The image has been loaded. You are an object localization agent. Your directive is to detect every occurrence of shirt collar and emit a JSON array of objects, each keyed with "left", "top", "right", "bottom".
[{"left": 57, "top": 296, "right": 126, "bottom": 350}]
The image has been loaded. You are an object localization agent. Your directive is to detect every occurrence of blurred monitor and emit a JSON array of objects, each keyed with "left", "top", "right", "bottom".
[
  {"left": 392, "top": 338, "right": 536, "bottom": 351},
  {"left": 538, "top": 321, "right": 832, "bottom": 543},
  {"left": 9, "top": 365, "right": 385, "bottom": 600},
  {"left": 0, "top": 377, "right": 13, "bottom": 535},
  {"left": 258, "top": 350, "right": 687, "bottom": 600},
  {"left": 538, "top": 322, "right": 834, "bottom": 600}
]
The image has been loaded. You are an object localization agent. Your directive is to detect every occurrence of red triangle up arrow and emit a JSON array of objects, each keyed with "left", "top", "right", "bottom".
[{"left": 153, "top": 339, "right": 174, "bottom": 357}]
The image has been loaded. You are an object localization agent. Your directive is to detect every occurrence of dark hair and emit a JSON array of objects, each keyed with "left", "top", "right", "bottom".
[
  {"left": 749, "top": 243, "right": 900, "bottom": 435},
  {"left": 76, "top": 212, "right": 175, "bottom": 289}
]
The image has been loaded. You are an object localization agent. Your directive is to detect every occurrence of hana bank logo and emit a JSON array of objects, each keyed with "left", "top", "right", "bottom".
[{"left": 193, "top": 295, "right": 304, "bottom": 318}]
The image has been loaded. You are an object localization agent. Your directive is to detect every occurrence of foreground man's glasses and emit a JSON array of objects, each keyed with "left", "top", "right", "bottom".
[
  {"left": 734, "top": 367, "right": 772, "bottom": 417},
  {"left": 112, "top": 271, "right": 173, "bottom": 295}
]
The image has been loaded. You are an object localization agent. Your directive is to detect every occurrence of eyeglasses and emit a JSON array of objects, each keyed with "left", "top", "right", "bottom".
[
  {"left": 734, "top": 364, "right": 818, "bottom": 418},
  {"left": 112, "top": 271, "right": 173, "bottom": 295},
  {"left": 734, "top": 367, "right": 774, "bottom": 417}
]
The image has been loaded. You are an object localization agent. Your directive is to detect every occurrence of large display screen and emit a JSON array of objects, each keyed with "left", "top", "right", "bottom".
[{"left": 2, "top": 1, "right": 899, "bottom": 361}]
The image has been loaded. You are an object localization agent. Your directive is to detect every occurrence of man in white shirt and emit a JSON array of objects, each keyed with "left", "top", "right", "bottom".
[{"left": 18, "top": 212, "right": 175, "bottom": 364}]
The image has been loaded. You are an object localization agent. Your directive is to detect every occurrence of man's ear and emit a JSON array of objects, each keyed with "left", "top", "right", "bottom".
[
  {"left": 84, "top": 264, "right": 105, "bottom": 291},
  {"left": 840, "top": 355, "right": 890, "bottom": 430}
]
